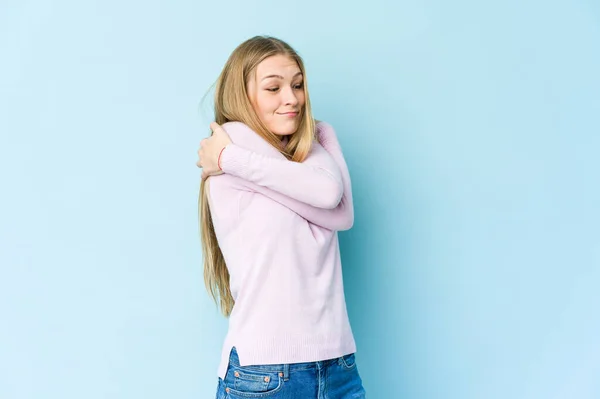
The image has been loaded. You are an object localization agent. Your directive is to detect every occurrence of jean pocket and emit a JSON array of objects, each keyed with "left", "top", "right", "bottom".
[
  {"left": 225, "top": 367, "right": 283, "bottom": 398},
  {"left": 339, "top": 353, "right": 357, "bottom": 370}
]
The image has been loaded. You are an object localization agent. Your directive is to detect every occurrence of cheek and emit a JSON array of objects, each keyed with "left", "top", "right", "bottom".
[{"left": 256, "top": 93, "right": 278, "bottom": 115}]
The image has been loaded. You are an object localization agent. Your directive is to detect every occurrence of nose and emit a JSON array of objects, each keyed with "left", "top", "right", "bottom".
[{"left": 282, "top": 86, "right": 299, "bottom": 106}]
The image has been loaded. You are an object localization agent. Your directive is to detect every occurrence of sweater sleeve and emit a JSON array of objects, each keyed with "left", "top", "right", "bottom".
[
  {"left": 218, "top": 121, "right": 354, "bottom": 231},
  {"left": 218, "top": 122, "right": 343, "bottom": 209}
]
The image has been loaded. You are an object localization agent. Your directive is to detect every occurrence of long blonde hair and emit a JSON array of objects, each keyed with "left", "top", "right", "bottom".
[{"left": 199, "top": 36, "right": 316, "bottom": 317}]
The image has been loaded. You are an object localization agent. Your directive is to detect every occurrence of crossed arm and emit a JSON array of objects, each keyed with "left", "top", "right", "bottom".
[{"left": 217, "top": 121, "right": 354, "bottom": 231}]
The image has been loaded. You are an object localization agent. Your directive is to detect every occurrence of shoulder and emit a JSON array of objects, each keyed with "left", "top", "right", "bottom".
[
  {"left": 315, "top": 120, "right": 337, "bottom": 136},
  {"left": 221, "top": 121, "right": 255, "bottom": 136},
  {"left": 315, "top": 120, "right": 340, "bottom": 147},
  {"left": 315, "top": 120, "right": 332, "bottom": 130},
  {"left": 221, "top": 121, "right": 282, "bottom": 156},
  {"left": 221, "top": 121, "right": 262, "bottom": 145}
]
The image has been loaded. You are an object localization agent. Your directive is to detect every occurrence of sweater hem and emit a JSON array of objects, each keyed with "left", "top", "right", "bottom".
[{"left": 217, "top": 332, "right": 357, "bottom": 380}]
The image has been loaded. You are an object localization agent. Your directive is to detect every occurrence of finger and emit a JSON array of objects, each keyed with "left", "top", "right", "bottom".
[
  {"left": 212, "top": 123, "right": 228, "bottom": 138},
  {"left": 210, "top": 122, "right": 221, "bottom": 132}
]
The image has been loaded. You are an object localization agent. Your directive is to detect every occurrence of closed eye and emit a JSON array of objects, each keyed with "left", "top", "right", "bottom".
[{"left": 266, "top": 83, "right": 303, "bottom": 92}]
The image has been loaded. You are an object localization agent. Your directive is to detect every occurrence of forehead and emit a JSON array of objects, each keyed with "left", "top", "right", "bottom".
[{"left": 255, "top": 55, "right": 301, "bottom": 78}]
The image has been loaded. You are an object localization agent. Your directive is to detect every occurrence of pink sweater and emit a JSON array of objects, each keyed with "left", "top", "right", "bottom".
[{"left": 207, "top": 121, "right": 356, "bottom": 379}]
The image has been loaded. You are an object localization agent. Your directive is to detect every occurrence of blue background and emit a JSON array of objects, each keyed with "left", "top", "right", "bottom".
[{"left": 1, "top": 0, "right": 599, "bottom": 398}]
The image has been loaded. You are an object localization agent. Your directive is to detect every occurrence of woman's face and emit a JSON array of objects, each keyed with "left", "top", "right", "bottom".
[{"left": 247, "top": 54, "right": 305, "bottom": 136}]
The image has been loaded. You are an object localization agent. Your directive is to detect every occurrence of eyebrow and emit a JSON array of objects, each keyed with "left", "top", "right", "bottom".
[{"left": 261, "top": 72, "right": 303, "bottom": 81}]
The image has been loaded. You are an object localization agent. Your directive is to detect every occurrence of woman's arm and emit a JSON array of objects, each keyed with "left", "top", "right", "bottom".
[
  {"left": 221, "top": 121, "right": 354, "bottom": 231},
  {"left": 218, "top": 122, "right": 343, "bottom": 209}
]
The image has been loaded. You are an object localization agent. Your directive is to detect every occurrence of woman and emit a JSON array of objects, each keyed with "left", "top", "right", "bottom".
[{"left": 197, "top": 36, "right": 366, "bottom": 399}]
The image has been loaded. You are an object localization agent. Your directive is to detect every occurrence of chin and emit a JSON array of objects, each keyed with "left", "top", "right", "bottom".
[
  {"left": 270, "top": 123, "right": 300, "bottom": 136},
  {"left": 273, "top": 130, "right": 296, "bottom": 136}
]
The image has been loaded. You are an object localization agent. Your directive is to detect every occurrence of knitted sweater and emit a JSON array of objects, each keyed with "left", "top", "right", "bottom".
[{"left": 207, "top": 121, "right": 356, "bottom": 379}]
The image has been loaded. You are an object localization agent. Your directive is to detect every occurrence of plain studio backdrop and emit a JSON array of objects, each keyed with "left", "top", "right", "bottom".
[{"left": 1, "top": 0, "right": 599, "bottom": 398}]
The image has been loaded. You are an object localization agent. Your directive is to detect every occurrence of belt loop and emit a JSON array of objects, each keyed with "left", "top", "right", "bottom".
[{"left": 283, "top": 364, "right": 290, "bottom": 381}]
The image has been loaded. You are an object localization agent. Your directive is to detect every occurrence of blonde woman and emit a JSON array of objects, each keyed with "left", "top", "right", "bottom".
[{"left": 197, "top": 36, "right": 366, "bottom": 399}]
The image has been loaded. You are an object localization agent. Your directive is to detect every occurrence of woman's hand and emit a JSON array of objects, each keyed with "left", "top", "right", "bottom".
[{"left": 197, "top": 122, "right": 233, "bottom": 180}]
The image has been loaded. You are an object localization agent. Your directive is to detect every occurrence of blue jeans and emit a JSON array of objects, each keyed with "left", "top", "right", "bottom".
[{"left": 215, "top": 347, "right": 367, "bottom": 399}]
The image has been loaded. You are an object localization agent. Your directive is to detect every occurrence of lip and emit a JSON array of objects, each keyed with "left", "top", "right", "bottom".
[{"left": 278, "top": 112, "right": 299, "bottom": 117}]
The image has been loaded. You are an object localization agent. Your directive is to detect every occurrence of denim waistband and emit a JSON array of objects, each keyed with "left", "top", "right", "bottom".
[{"left": 227, "top": 346, "right": 341, "bottom": 373}]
